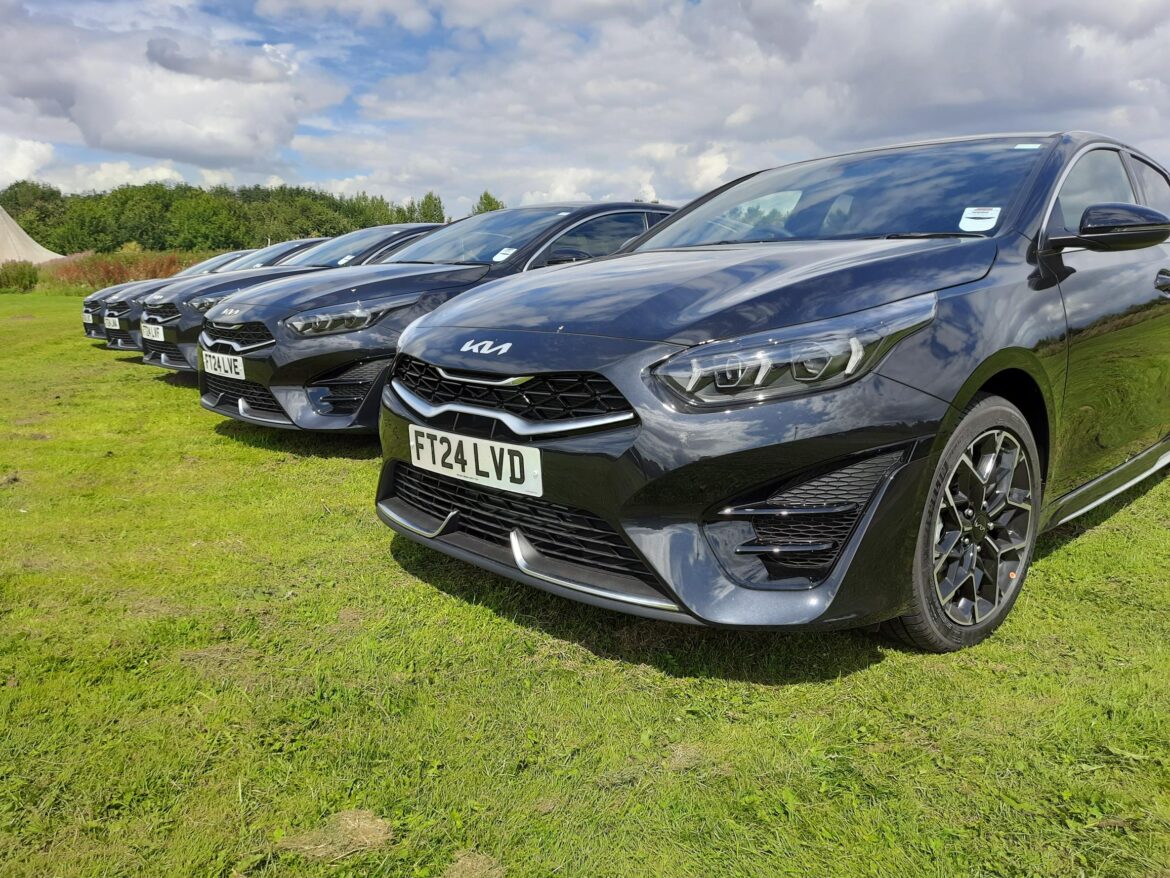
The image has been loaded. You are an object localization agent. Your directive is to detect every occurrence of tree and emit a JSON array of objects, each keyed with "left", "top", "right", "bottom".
[
  {"left": 471, "top": 190, "right": 506, "bottom": 214},
  {"left": 417, "top": 191, "right": 446, "bottom": 223}
]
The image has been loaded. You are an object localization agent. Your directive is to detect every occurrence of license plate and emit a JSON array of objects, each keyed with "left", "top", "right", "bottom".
[
  {"left": 201, "top": 350, "right": 245, "bottom": 379},
  {"left": 82, "top": 312, "right": 93, "bottom": 324},
  {"left": 104, "top": 316, "right": 122, "bottom": 330},
  {"left": 141, "top": 322, "right": 165, "bottom": 342},
  {"left": 408, "top": 425, "right": 542, "bottom": 497}
]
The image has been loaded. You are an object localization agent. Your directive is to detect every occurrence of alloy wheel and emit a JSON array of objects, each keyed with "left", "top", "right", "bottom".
[{"left": 932, "top": 429, "right": 1034, "bottom": 626}]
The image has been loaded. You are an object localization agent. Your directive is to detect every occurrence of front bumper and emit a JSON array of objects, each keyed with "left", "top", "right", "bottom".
[
  {"left": 196, "top": 323, "right": 401, "bottom": 433},
  {"left": 374, "top": 335, "right": 951, "bottom": 629},
  {"left": 140, "top": 315, "right": 198, "bottom": 371}
]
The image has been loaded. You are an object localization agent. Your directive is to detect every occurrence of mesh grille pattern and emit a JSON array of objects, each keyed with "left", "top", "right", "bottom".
[
  {"left": 203, "top": 374, "right": 284, "bottom": 414},
  {"left": 394, "top": 356, "right": 632, "bottom": 422},
  {"left": 752, "top": 451, "right": 903, "bottom": 573},
  {"left": 145, "top": 303, "right": 180, "bottom": 320},
  {"left": 105, "top": 302, "right": 131, "bottom": 317},
  {"left": 393, "top": 464, "right": 659, "bottom": 586},
  {"left": 315, "top": 358, "right": 391, "bottom": 385},
  {"left": 143, "top": 339, "right": 183, "bottom": 359},
  {"left": 204, "top": 321, "right": 274, "bottom": 346},
  {"left": 105, "top": 328, "right": 134, "bottom": 345}
]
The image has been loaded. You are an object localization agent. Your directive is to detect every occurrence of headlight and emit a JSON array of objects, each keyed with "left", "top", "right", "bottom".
[
  {"left": 286, "top": 294, "right": 421, "bottom": 337},
  {"left": 653, "top": 293, "right": 937, "bottom": 406},
  {"left": 190, "top": 295, "right": 227, "bottom": 313}
]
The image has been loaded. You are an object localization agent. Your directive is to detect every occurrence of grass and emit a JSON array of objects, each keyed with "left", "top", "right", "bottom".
[{"left": 1, "top": 291, "right": 1168, "bottom": 877}]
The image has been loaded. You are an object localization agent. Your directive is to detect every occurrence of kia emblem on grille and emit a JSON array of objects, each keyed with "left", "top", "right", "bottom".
[{"left": 461, "top": 339, "right": 512, "bottom": 355}]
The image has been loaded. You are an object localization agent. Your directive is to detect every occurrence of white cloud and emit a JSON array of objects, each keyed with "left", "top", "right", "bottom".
[
  {"left": 0, "top": 0, "right": 344, "bottom": 170},
  {"left": 0, "top": 134, "right": 53, "bottom": 188},
  {"left": 41, "top": 160, "right": 184, "bottom": 193}
]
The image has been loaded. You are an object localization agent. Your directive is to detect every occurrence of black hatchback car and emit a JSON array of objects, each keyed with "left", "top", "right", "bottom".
[
  {"left": 101, "top": 239, "right": 322, "bottom": 352},
  {"left": 375, "top": 132, "right": 1170, "bottom": 651},
  {"left": 197, "top": 203, "right": 673, "bottom": 432},
  {"left": 139, "top": 224, "right": 437, "bottom": 371},
  {"left": 81, "top": 249, "right": 253, "bottom": 340}
]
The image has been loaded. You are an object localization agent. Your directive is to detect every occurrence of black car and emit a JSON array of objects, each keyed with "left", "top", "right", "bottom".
[
  {"left": 139, "top": 225, "right": 437, "bottom": 371},
  {"left": 81, "top": 249, "right": 254, "bottom": 340},
  {"left": 102, "top": 239, "right": 322, "bottom": 352},
  {"left": 197, "top": 204, "right": 673, "bottom": 432},
  {"left": 374, "top": 132, "right": 1170, "bottom": 651}
]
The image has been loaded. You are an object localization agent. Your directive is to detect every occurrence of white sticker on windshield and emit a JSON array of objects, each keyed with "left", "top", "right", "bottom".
[
  {"left": 1013, "top": 143, "right": 1042, "bottom": 149},
  {"left": 959, "top": 207, "right": 1001, "bottom": 232},
  {"left": 337, "top": 254, "right": 354, "bottom": 265},
  {"left": 492, "top": 247, "right": 517, "bottom": 262}
]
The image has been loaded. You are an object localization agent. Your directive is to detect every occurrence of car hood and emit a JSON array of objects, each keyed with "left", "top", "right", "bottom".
[
  {"left": 208, "top": 262, "right": 491, "bottom": 317},
  {"left": 84, "top": 281, "right": 139, "bottom": 304},
  {"left": 415, "top": 238, "right": 998, "bottom": 345},
  {"left": 148, "top": 265, "right": 329, "bottom": 305},
  {"left": 105, "top": 277, "right": 179, "bottom": 303}
]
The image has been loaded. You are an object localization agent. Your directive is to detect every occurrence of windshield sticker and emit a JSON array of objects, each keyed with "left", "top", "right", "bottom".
[
  {"left": 492, "top": 247, "right": 517, "bottom": 262},
  {"left": 1013, "top": 143, "right": 1043, "bottom": 149},
  {"left": 337, "top": 254, "right": 354, "bottom": 265},
  {"left": 959, "top": 206, "right": 1001, "bottom": 232}
]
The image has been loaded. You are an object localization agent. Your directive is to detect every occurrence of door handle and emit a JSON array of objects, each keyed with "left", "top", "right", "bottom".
[{"left": 1158, "top": 269, "right": 1170, "bottom": 294}]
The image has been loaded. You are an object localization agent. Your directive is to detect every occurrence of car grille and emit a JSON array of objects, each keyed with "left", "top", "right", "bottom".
[
  {"left": 105, "top": 302, "right": 131, "bottom": 317},
  {"left": 393, "top": 464, "right": 660, "bottom": 587},
  {"left": 105, "top": 328, "right": 134, "bottom": 346},
  {"left": 143, "top": 339, "right": 184, "bottom": 360},
  {"left": 145, "top": 303, "right": 180, "bottom": 320},
  {"left": 204, "top": 321, "right": 274, "bottom": 347},
  {"left": 741, "top": 451, "right": 904, "bottom": 577},
  {"left": 310, "top": 359, "right": 390, "bottom": 415},
  {"left": 203, "top": 374, "right": 284, "bottom": 414},
  {"left": 394, "top": 356, "right": 632, "bottom": 422}
]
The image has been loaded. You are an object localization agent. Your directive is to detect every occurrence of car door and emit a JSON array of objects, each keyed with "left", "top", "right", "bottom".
[
  {"left": 527, "top": 211, "right": 652, "bottom": 269},
  {"left": 1047, "top": 147, "right": 1170, "bottom": 497}
]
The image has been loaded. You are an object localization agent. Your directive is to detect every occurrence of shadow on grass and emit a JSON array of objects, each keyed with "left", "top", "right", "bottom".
[
  {"left": 213, "top": 418, "right": 380, "bottom": 460},
  {"left": 153, "top": 370, "right": 199, "bottom": 389},
  {"left": 113, "top": 354, "right": 143, "bottom": 364},
  {"left": 1036, "top": 467, "right": 1168, "bottom": 559},
  {"left": 390, "top": 534, "right": 885, "bottom": 684}
]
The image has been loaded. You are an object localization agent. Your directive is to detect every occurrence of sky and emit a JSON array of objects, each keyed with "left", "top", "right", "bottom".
[{"left": 2, "top": 0, "right": 1169, "bottom": 216}]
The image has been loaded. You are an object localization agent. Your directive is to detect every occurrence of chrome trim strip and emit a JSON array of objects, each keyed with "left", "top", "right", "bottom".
[
  {"left": 389, "top": 379, "right": 636, "bottom": 436},
  {"left": 434, "top": 366, "right": 532, "bottom": 387},
  {"left": 378, "top": 501, "right": 459, "bottom": 539},
  {"left": 198, "top": 331, "right": 276, "bottom": 354},
  {"left": 237, "top": 398, "right": 291, "bottom": 425},
  {"left": 1054, "top": 450, "right": 1170, "bottom": 525},
  {"left": 508, "top": 529, "right": 679, "bottom": 612}
]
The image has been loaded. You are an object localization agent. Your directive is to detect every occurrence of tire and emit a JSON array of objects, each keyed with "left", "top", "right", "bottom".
[{"left": 887, "top": 394, "right": 1042, "bottom": 652}]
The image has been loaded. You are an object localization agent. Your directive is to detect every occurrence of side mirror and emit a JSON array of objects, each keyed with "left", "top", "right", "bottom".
[
  {"left": 545, "top": 247, "right": 592, "bottom": 266},
  {"left": 1048, "top": 203, "right": 1170, "bottom": 252}
]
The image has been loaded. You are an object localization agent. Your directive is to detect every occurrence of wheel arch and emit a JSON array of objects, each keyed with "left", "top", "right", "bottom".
[{"left": 942, "top": 350, "right": 1057, "bottom": 482}]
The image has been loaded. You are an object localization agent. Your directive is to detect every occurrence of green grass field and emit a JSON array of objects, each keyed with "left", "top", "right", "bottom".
[{"left": 2, "top": 292, "right": 1168, "bottom": 877}]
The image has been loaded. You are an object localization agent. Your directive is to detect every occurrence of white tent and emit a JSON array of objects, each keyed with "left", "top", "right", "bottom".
[{"left": 0, "top": 203, "right": 61, "bottom": 264}]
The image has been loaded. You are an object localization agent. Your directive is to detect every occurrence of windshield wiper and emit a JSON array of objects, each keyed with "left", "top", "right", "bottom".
[
  {"left": 391, "top": 260, "right": 436, "bottom": 264},
  {"left": 882, "top": 232, "right": 985, "bottom": 239}
]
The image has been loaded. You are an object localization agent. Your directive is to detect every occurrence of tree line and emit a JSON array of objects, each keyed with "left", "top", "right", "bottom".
[{"left": 0, "top": 181, "right": 507, "bottom": 254}]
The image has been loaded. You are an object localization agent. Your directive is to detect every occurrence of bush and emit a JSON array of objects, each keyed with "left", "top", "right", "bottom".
[
  {"left": 0, "top": 260, "right": 39, "bottom": 293},
  {"left": 40, "top": 251, "right": 213, "bottom": 289}
]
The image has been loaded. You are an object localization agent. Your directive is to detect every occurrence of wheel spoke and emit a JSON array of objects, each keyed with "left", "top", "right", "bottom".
[{"left": 930, "top": 427, "right": 1035, "bottom": 628}]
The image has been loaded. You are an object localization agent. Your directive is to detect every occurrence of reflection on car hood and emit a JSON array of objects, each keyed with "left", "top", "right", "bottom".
[
  {"left": 208, "top": 263, "right": 491, "bottom": 316},
  {"left": 105, "top": 277, "right": 179, "bottom": 303},
  {"left": 415, "top": 238, "right": 998, "bottom": 344},
  {"left": 148, "top": 266, "right": 329, "bottom": 304}
]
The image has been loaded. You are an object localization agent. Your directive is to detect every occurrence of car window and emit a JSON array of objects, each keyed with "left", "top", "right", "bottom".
[
  {"left": 647, "top": 211, "right": 671, "bottom": 227},
  {"left": 534, "top": 212, "right": 648, "bottom": 267},
  {"left": 638, "top": 137, "right": 1051, "bottom": 247},
  {"left": 1052, "top": 149, "right": 1136, "bottom": 233},
  {"left": 1130, "top": 157, "right": 1170, "bottom": 216}
]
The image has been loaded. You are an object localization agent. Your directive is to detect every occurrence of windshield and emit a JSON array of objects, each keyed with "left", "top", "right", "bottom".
[
  {"left": 218, "top": 240, "right": 316, "bottom": 271},
  {"left": 386, "top": 208, "right": 569, "bottom": 264},
  {"left": 175, "top": 251, "right": 250, "bottom": 277},
  {"left": 283, "top": 226, "right": 400, "bottom": 268},
  {"left": 639, "top": 137, "right": 1052, "bottom": 249}
]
